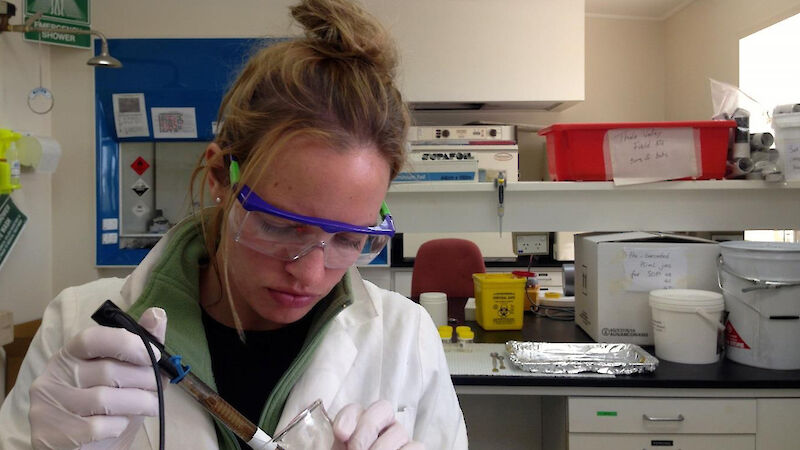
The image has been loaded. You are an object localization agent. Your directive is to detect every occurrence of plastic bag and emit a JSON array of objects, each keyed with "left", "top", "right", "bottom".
[{"left": 709, "top": 78, "right": 771, "bottom": 132}]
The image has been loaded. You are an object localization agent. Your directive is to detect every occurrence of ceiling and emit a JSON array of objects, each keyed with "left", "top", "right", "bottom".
[{"left": 585, "top": 0, "right": 695, "bottom": 20}]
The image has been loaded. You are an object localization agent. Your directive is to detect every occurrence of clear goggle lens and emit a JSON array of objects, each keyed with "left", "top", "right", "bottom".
[{"left": 229, "top": 206, "right": 389, "bottom": 269}]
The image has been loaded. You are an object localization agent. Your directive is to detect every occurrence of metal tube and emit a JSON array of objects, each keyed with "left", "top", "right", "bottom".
[
  {"left": 731, "top": 108, "right": 750, "bottom": 159},
  {"left": 726, "top": 158, "right": 754, "bottom": 178}
]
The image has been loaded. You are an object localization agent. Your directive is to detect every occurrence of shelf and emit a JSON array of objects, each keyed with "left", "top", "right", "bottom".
[{"left": 386, "top": 180, "right": 800, "bottom": 232}]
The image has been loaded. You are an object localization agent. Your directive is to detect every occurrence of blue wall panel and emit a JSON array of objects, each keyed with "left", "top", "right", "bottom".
[
  {"left": 95, "top": 38, "right": 274, "bottom": 266},
  {"left": 94, "top": 37, "right": 388, "bottom": 268}
]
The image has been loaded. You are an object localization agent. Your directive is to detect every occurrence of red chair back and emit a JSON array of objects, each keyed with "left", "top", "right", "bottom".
[{"left": 410, "top": 238, "right": 486, "bottom": 301}]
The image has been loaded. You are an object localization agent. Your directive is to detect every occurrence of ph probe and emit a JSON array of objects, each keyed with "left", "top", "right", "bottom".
[{"left": 91, "top": 301, "right": 277, "bottom": 450}]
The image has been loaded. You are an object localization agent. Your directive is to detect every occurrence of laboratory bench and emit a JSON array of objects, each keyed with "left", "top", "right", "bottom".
[{"left": 444, "top": 299, "right": 800, "bottom": 450}]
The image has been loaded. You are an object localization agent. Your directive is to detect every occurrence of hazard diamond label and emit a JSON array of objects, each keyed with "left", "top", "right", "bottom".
[
  {"left": 131, "top": 157, "right": 150, "bottom": 175},
  {"left": 725, "top": 321, "right": 751, "bottom": 349},
  {"left": 131, "top": 178, "right": 150, "bottom": 197}
]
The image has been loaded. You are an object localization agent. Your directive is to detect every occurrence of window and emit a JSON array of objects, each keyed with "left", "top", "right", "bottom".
[{"left": 739, "top": 11, "right": 800, "bottom": 243}]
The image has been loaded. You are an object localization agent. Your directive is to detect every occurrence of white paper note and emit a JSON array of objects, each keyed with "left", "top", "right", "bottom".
[
  {"left": 112, "top": 93, "right": 150, "bottom": 138},
  {"left": 623, "top": 247, "right": 688, "bottom": 292},
  {"left": 783, "top": 138, "right": 800, "bottom": 181},
  {"left": 606, "top": 127, "right": 699, "bottom": 185},
  {"left": 151, "top": 107, "right": 198, "bottom": 139}
]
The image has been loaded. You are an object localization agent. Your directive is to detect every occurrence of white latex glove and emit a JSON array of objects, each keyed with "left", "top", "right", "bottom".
[
  {"left": 29, "top": 307, "right": 168, "bottom": 450},
  {"left": 332, "top": 400, "right": 425, "bottom": 450}
]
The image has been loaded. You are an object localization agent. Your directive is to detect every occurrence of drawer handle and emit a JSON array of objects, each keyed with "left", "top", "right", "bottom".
[{"left": 642, "top": 414, "right": 685, "bottom": 422}]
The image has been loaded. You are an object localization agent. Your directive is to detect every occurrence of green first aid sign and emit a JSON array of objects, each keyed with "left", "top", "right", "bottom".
[{"left": 24, "top": 0, "right": 91, "bottom": 49}]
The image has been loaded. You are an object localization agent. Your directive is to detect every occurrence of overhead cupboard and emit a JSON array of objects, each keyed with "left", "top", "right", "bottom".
[{"left": 361, "top": 0, "right": 585, "bottom": 110}]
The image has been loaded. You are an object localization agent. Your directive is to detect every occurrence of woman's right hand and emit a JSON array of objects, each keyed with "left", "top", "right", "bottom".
[{"left": 28, "top": 307, "right": 167, "bottom": 450}]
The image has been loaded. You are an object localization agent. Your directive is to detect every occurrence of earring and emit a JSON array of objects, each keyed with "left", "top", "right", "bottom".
[{"left": 215, "top": 197, "right": 222, "bottom": 204}]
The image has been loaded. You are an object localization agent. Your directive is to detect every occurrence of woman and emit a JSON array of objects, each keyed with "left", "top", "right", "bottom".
[{"left": 0, "top": 0, "right": 468, "bottom": 448}]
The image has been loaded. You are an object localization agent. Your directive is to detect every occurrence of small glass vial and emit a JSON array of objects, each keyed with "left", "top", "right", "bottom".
[
  {"left": 456, "top": 326, "right": 474, "bottom": 352},
  {"left": 438, "top": 325, "right": 455, "bottom": 351}
]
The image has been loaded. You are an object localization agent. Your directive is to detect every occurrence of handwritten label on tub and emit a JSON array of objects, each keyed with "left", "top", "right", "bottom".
[
  {"left": 622, "top": 247, "right": 688, "bottom": 292},
  {"left": 606, "top": 127, "right": 699, "bottom": 185},
  {"left": 785, "top": 139, "right": 800, "bottom": 181}
]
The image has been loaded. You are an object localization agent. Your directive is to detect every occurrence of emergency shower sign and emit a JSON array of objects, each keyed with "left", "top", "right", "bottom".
[{"left": 24, "top": 0, "right": 91, "bottom": 49}]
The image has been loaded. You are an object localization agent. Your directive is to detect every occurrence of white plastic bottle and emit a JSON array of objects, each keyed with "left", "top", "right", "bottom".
[{"left": 8, "top": 140, "right": 21, "bottom": 190}]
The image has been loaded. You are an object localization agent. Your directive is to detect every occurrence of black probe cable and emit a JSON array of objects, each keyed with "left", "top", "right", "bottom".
[{"left": 111, "top": 311, "right": 166, "bottom": 450}]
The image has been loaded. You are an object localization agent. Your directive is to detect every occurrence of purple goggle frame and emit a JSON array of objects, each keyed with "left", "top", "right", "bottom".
[{"left": 236, "top": 185, "right": 396, "bottom": 237}]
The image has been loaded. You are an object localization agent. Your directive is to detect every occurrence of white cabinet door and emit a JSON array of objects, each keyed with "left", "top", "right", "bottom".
[
  {"left": 393, "top": 270, "right": 413, "bottom": 298},
  {"left": 357, "top": 267, "right": 393, "bottom": 291},
  {"left": 570, "top": 433, "right": 755, "bottom": 450},
  {"left": 756, "top": 398, "right": 800, "bottom": 450},
  {"left": 362, "top": 0, "right": 585, "bottom": 108}
]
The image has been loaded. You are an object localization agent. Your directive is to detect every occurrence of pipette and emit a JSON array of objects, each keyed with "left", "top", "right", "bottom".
[
  {"left": 91, "top": 300, "right": 277, "bottom": 450},
  {"left": 494, "top": 171, "right": 506, "bottom": 237}
]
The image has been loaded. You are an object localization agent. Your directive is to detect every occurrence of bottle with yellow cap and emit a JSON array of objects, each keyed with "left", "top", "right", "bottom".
[
  {"left": 0, "top": 129, "right": 22, "bottom": 194},
  {"left": 437, "top": 325, "right": 455, "bottom": 351},
  {"left": 456, "top": 325, "right": 474, "bottom": 352}
]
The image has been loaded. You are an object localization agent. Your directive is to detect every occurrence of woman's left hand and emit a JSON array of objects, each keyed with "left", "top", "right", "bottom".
[{"left": 332, "top": 400, "right": 424, "bottom": 450}]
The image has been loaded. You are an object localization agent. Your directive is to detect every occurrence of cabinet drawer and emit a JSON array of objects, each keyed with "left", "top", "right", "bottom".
[
  {"left": 569, "top": 433, "right": 755, "bottom": 450},
  {"left": 568, "top": 397, "right": 756, "bottom": 434}
]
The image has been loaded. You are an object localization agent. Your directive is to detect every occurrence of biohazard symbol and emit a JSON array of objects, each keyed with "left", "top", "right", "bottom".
[
  {"left": 725, "top": 321, "right": 751, "bottom": 349},
  {"left": 498, "top": 306, "right": 510, "bottom": 317}
]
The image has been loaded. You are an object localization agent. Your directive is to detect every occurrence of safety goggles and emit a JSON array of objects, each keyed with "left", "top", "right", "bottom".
[{"left": 229, "top": 185, "right": 395, "bottom": 269}]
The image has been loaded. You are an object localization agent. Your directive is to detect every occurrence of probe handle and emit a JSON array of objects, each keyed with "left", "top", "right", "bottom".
[{"left": 91, "top": 300, "right": 180, "bottom": 379}]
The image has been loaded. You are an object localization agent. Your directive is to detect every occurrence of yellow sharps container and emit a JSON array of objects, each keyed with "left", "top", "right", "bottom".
[{"left": 472, "top": 273, "right": 526, "bottom": 330}]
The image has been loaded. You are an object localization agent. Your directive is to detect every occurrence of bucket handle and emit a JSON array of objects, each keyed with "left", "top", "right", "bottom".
[
  {"left": 695, "top": 308, "right": 725, "bottom": 332},
  {"left": 717, "top": 255, "right": 800, "bottom": 293}
]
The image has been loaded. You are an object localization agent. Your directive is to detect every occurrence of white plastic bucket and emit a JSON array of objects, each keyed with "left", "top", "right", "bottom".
[
  {"left": 649, "top": 289, "right": 725, "bottom": 364},
  {"left": 719, "top": 240, "right": 800, "bottom": 370}
]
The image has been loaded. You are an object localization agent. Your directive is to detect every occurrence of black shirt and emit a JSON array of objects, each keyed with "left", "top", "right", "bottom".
[{"left": 201, "top": 305, "right": 317, "bottom": 442}]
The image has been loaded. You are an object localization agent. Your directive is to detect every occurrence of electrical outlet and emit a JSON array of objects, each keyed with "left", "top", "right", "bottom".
[{"left": 512, "top": 232, "right": 549, "bottom": 256}]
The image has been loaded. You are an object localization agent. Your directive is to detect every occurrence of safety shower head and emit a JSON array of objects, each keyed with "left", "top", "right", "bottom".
[
  {"left": 0, "top": 6, "right": 122, "bottom": 68},
  {"left": 87, "top": 38, "right": 122, "bottom": 68}
]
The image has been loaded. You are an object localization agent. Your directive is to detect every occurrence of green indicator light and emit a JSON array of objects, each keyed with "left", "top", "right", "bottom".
[{"left": 596, "top": 411, "right": 618, "bottom": 417}]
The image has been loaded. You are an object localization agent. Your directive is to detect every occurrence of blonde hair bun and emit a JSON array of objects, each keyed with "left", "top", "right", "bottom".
[{"left": 291, "top": 0, "right": 398, "bottom": 76}]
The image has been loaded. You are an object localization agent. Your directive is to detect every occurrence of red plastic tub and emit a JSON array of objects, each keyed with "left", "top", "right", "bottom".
[{"left": 538, "top": 120, "right": 735, "bottom": 181}]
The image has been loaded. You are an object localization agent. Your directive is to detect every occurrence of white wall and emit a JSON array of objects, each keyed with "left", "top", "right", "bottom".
[
  {"left": 3, "top": 0, "right": 800, "bottom": 325},
  {"left": 0, "top": 33, "right": 54, "bottom": 323},
  {"left": 664, "top": 0, "right": 800, "bottom": 120}
]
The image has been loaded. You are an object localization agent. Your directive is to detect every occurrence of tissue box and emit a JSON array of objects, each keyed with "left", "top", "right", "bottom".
[
  {"left": 0, "top": 310, "right": 12, "bottom": 346},
  {"left": 574, "top": 232, "right": 720, "bottom": 345}
]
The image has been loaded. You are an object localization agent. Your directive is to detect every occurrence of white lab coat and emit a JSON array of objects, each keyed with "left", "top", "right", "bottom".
[{"left": 0, "top": 228, "right": 468, "bottom": 449}]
